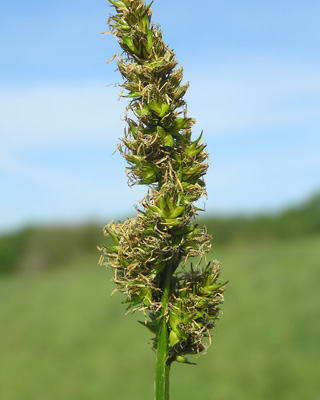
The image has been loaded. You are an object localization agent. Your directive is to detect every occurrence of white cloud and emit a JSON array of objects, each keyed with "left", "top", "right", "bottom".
[
  {"left": 0, "top": 83, "right": 125, "bottom": 150},
  {"left": 0, "top": 56, "right": 319, "bottom": 231},
  {"left": 1, "top": 57, "right": 319, "bottom": 153},
  {"left": 0, "top": 148, "right": 146, "bottom": 232},
  {"left": 185, "top": 56, "right": 320, "bottom": 135}
]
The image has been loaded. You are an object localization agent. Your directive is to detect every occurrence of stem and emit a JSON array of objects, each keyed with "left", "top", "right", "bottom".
[
  {"left": 155, "top": 318, "right": 170, "bottom": 400},
  {"left": 155, "top": 262, "right": 173, "bottom": 400}
]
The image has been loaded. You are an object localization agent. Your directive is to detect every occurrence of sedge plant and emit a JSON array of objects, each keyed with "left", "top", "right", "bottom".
[{"left": 99, "top": 1, "right": 227, "bottom": 398}]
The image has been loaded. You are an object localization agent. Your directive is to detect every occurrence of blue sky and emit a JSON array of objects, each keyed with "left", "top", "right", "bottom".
[{"left": 1, "top": 0, "right": 320, "bottom": 233}]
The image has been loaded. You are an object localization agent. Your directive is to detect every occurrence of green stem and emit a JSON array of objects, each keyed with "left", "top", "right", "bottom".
[{"left": 155, "top": 262, "right": 173, "bottom": 400}]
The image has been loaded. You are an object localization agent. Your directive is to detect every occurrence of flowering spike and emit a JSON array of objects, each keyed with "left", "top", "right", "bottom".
[{"left": 99, "top": 0, "right": 227, "bottom": 369}]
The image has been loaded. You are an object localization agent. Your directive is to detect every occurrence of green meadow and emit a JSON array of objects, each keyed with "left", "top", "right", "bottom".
[{"left": 1, "top": 195, "right": 320, "bottom": 399}]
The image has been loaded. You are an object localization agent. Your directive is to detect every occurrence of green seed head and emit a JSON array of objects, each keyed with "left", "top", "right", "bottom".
[{"left": 99, "top": 0, "right": 227, "bottom": 363}]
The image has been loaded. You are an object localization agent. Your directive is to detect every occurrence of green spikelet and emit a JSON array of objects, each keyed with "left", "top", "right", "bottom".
[{"left": 99, "top": 0, "right": 227, "bottom": 365}]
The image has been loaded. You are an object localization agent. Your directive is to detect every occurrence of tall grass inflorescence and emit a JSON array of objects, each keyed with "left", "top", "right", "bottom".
[{"left": 99, "top": 1, "right": 227, "bottom": 398}]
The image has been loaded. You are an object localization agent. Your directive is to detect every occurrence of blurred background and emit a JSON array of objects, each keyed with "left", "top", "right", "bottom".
[{"left": 1, "top": 0, "right": 320, "bottom": 399}]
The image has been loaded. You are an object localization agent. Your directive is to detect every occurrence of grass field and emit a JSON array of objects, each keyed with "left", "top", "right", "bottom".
[{"left": 1, "top": 233, "right": 319, "bottom": 399}]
